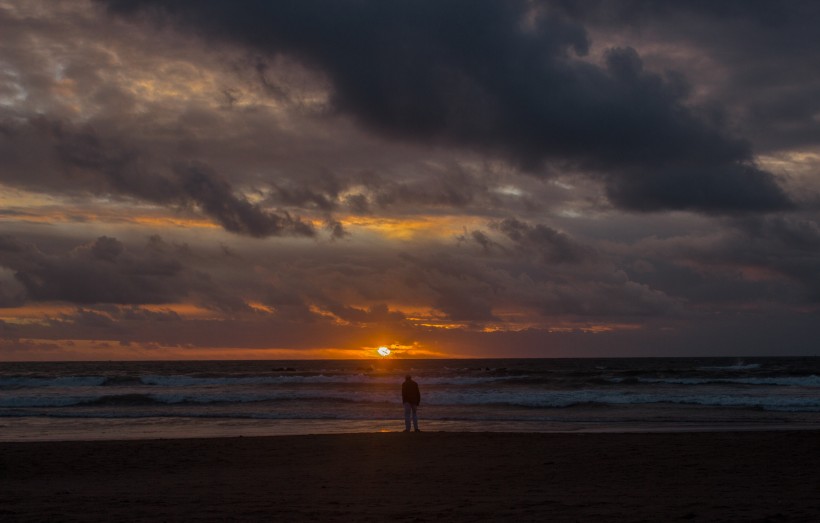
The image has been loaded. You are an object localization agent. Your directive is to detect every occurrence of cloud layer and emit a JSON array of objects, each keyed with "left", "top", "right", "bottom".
[
  {"left": 0, "top": 0, "right": 818, "bottom": 359},
  {"left": 104, "top": 0, "right": 793, "bottom": 214}
]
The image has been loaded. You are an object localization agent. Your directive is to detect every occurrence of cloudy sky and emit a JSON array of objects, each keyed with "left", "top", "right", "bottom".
[{"left": 1, "top": 0, "right": 819, "bottom": 360}]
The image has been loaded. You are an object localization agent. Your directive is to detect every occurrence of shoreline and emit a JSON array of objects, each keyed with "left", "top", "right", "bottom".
[
  {"left": 3, "top": 415, "right": 820, "bottom": 443},
  {"left": 2, "top": 431, "right": 819, "bottom": 521}
]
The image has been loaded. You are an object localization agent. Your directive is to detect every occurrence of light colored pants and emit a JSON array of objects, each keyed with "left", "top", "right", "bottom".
[{"left": 404, "top": 402, "right": 418, "bottom": 431}]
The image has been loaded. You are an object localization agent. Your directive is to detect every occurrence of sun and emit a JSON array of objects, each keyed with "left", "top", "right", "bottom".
[{"left": 377, "top": 346, "right": 391, "bottom": 357}]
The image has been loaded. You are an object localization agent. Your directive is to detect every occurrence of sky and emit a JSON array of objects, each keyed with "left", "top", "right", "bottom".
[{"left": 1, "top": 0, "right": 820, "bottom": 360}]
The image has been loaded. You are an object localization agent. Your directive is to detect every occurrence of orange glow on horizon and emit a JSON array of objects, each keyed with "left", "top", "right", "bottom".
[{"left": 0, "top": 339, "right": 451, "bottom": 361}]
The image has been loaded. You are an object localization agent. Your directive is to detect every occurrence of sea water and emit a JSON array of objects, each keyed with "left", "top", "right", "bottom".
[{"left": 2, "top": 357, "right": 820, "bottom": 441}]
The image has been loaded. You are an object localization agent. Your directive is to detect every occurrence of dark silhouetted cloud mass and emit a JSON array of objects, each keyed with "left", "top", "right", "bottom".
[{"left": 103, "top": 0, "right": 793, "bottom": 214}]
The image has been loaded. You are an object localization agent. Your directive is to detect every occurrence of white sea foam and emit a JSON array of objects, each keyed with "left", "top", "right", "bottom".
[{"left": 4, "top": 386, "right": 820, "bottom": 412}]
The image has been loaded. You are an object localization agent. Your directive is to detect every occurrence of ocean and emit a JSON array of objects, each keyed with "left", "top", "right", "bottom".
[{"left": 2, "top": 357, "right": 820, "bottom": 441}]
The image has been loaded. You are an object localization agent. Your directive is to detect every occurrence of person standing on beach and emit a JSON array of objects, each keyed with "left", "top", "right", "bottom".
[{"left": 402, "top": 375, "right": 421, "bottom": 432}]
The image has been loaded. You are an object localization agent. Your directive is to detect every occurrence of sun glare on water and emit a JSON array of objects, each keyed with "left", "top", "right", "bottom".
[{"left": 377, "top": 346, "right": 391, "bottom": 357}]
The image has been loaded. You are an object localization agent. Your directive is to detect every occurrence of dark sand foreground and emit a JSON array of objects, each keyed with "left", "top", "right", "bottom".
[{"left": 2, "top": 431, "right": 819, "bottom": 522}]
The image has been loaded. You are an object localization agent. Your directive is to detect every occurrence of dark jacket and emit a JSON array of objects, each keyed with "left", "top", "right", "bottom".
[{"left": 402, "top": 379, "right": 421, "bottom": 405}]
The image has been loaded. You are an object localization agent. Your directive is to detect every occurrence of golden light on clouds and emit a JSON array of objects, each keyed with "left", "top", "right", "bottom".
[
  {"left": 129, "top": 216, "right": 221, "bottom": 229},
  {"left": 341, "top": 215, "right": 484, "bottom": 241},
  {"left": 0, "top": 304, "right": 77, "bottom": 324},
  {"left": 0, "top": 183, "right": 219, "bottom": 230},
  {"left": 141, "top": 304, "right": 218, "bottom": 319}
]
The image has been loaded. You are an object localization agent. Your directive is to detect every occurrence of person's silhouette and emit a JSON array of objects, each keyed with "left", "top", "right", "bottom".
[{"left": 402, "top": 375, "right": 421, "bottom": 432}]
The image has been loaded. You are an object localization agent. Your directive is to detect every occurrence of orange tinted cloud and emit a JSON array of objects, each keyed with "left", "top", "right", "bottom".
[
  {"left": 342, "top": 215, "right": 484, "bottom": 240},
  {"left": 0, "top": 304, "right": 76, "bottom": 324}
]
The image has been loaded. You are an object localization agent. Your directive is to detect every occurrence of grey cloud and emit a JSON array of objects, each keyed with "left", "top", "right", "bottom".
[
  {"left": 0, "top": 234, "right": 263, "bottom": 312},
  {"left": 603, "top": 156, "right": 794, "bottom": 214},
  {"left": 402, "top": 253, "right": 503, "bottom": 322},
  {"left": 102, "top": 305, "right": 182, "bottom": 322},
  {"left": 59, "top": 308, "right": 120, "bottom": 330},
  {"left": 321, "top": 301, "right": 405, "bottom": 324},
  {"left": 325, "top": 219, "right": 348, "bottom": 240},
  {"left": 492, "top": 218, "right": 595, "bottom": 264},
  {"left": 556, "top": 0, "right": 820, "bottom": 154},
  {"left": 343, "top": 193, "right": 371, "bottom": 214},
  {"left": 434, "top": 292, "right": 497, "bottom": 323},
  {"left": 0, "top": 282, "right": 26, "bottom": 308},
  {"left": 369, "top": 168, "right": 483, "bottom": 209},
  {"left": 731, "top": 216, "right": 820, "bottom": 302},
  {"left": 268, "top": 164, "right": 499, "bottom": 216},
  {"left": 450, "top": 219, "right": 686, "bottom": 317},
  {"left": 469, "top": 230, "right": 498, "bottom": 253},
  {"left": 401, "top": 245, "right": 681, "bottom": 320},
  {"left": 261, "top": 286, "right": 320, "bottom": 323},
  {"left": 174, "top": 162, "right": 315, "bottom": 238},
  {"left": 529, "top": 276, "right": 684, "bottom": 317},
  {"left": 620, "top": 215, "right": 820, "bottom": 307},
  {"left": 270, "top": 170, "right": 343, "bottom": 212},
  {"left": 102, "top": 0, "right": 793, "bottom": 214},
  {"left": 0, "top": 235, "right": 187, "bottom": 305},
  {"left": 0, "top": 116, "right": 316, "bottom": 238},
  {"left": 0, "top": 338, "right": 63, "bottom": 353}
]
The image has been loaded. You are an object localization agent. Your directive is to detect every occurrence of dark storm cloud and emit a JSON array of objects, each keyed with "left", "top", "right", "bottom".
[
  {"left": 529, "top": 276, "right": 681, "bottom": 317},
  {"left": 102, "top": 0, "right": 793, "bottom": 214},
  {"left": 727, "top": 216, "right": 820, "bottom": 302},
  {"left": 401, "top": 253, "right": 503, "bottom": 322},
  {"left": 448, "top": 217, "right": 685, "bottom": 317},
  {"left": 0, "top": 233, "right": 260, "bottom": 312},
  {"left": 321, "top": 301, "right": 405, "bottom": 324},
  {"left": 618, "top": 214, "right": 820, "bottom": 309},
  {"left": 239, "top": 231, "right": 681, "bottom": 324},
  {"left": 267, "top": 163, "right": 500, "bottom": 216},
  {"left": 367, "top": 168, "right": 482, "bottom": 209},
  {"left": 261, "top": 286, "right": 320, "bottom": 323},
  {"left": 469, "top": 230, "right": 497, "bottom": 253},
  {"left": 0, "top": 235, "right": 186, "bottom": 305},
  {"left": 173, "top": 162, "right": 315, "bottom": 238},
  {"left": 492, "top": 217, "right": 595, "bottom": 264},
  {"left": 269, "top": 170, "right": 343, "bottom": 212},
  {"left": 0, "top": 282, "right": 26, "bottom": 308},
  {"left": 554, "top": 0, "right": 820, "bottom": 153},
  {"left": 14, "top": 117, "right": 314, "bottom": 237},
  {"left": 0, "top": 117, "right": 315, "bottom": 238}
]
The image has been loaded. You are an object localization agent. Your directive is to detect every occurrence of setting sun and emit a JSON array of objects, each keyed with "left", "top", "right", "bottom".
[{"left": 377, "top": 346, "right": 391, "bottom": 357}]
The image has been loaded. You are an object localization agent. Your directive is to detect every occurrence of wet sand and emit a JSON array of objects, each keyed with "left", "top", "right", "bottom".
[{"left": 1, "top": 431, "right": 819, "bottom": 522}]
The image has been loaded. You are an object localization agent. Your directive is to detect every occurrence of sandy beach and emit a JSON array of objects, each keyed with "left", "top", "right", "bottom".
[{"left": 1, "top": 431, "right": 819, "bottom": 522}]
